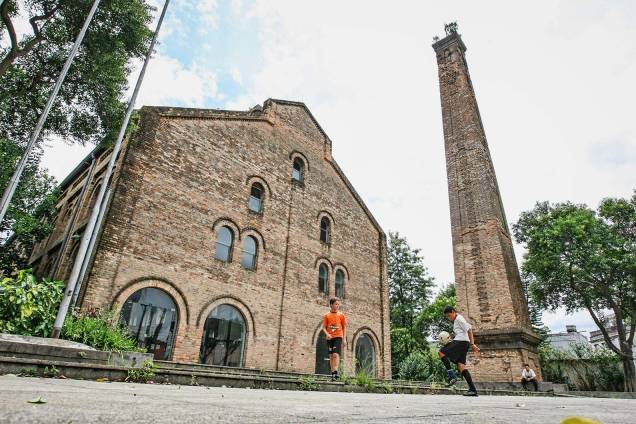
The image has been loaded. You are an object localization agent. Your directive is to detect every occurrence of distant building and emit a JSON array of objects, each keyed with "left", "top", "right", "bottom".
[
  {"left": 547, "top": 325, "right": 590, "bottom": 352},
  {"left": 589, "top": 314, "right": 636, "bottom": 352}
]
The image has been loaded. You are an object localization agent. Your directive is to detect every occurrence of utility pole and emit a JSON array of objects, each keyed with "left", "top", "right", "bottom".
[
  {"left": 51, "top": 0, "right": 171, "bottom": 338},
  {"left": 0, "top": 0, "right": 102, "bottom": 226}
]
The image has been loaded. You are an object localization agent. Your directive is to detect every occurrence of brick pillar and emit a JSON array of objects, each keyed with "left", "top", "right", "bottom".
[{"left": 432, "top": 27, "right": 542, "bottom": 381}]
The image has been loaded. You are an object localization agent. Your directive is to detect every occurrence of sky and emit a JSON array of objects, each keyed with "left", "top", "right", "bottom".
[{"left": 35, "top": 0, "right": 635, "bottom": 336}]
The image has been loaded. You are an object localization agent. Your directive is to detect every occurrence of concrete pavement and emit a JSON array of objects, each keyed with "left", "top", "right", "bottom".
[{"left": 0, "top": 375, "right": 633, "bottom": 423}]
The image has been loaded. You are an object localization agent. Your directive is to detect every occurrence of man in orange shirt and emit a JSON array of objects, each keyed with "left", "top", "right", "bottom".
[{"left": 323, "top": 298, "right": 347, "bottom": 381}]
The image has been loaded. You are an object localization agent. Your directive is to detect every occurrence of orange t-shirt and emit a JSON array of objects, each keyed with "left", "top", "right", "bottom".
[{"left": 323, "top": 311, "right": 347, "bottom": 339}]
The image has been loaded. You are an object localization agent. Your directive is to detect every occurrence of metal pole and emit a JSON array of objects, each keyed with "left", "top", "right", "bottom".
[
  {"left": 51, "top": 0, "right": 171, "bottom": 338},
  {"left": 0, "top": 0, "right": 102, "bottom": 226},
  {"left": 70, "top": 187, "right": 112, "bottom": 308}
]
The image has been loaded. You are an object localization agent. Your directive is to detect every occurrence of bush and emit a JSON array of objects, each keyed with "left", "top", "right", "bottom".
[
  {"left": 126, "top": 359, "right": 157, "bottom": 383},
  {"left": 61, "top": 310, "right": 144, "bottom": 353},
  {"left": 398, "top": 348, "right": 448, "bottom": 382},
  {"left": 398, "top": 352, "right": 428, "bottom": 381},
  {"left": 0, "top": 269, "right": 63, "bottom": 336},
  {"left": 539, "top": 342, "right": 624, "bottom": 391}
]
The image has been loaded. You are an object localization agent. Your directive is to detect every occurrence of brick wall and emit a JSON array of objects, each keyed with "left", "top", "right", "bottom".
[{"left": 73, "top": 100, "right": 390, "bottom": 378}]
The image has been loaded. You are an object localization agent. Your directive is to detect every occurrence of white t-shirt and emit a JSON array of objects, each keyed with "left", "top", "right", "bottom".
[
  {"left": 522, "top": 369, "right": 536, "bottom": 379},
  {"left": 453, "top": 314, "right": 472, "bottom": 342}
]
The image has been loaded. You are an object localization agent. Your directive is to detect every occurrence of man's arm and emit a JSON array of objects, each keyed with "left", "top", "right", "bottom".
[
  {"left": 467, "top": 328, "right": 480, "bottom": 352},
  {"left": 323, "top": 316, "right": 331, "bottom": 339}
]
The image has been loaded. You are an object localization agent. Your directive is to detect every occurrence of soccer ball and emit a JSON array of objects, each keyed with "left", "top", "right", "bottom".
[{"left": 438, "top": 331, "right": 451, "bottom": 345}]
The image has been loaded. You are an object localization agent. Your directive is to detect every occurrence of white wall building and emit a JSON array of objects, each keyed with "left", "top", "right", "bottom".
[{"left": 547, "top": 325, "right": 590, "bottom": 352}]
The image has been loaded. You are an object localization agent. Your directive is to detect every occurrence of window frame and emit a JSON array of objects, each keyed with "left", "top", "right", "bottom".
[
  {"left": 292, "top": 158, "right": 305, "bottom": 183},
  {"left": 248, "top": 183, "right": 264, "bottom": 214},
  {"left": 320, "top": 217, "right": 331, "bottom": 244},
  {"left": 335, "top": 269, "right": 345, "bottom": 299},
  {"left": 215, "top": 226, "right": 234, "bottom": 262}
]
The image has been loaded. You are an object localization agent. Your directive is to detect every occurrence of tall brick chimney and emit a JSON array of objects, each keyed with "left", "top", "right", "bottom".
[{"left": 433, "top": 24, "right": 542, "bottom": 381}]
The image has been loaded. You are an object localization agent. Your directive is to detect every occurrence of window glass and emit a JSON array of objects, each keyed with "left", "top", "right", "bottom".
[
  {"left": 119, "top": 288, "right": 178, "bottom": 360},
  {"left": 335, "top": 270, "right": 345, "bottom": 298},
  {"left": 318, "top": 263, "right": 328, "bottom": 294},
  {"left": 200, "top": 304, "right": 246, "bottom": 367},
  {"left": 215, "top": 226, "right": 233, "bottom": 262},
  {"left": 248, "top": 183, "right": 263, "bottom": 213},
  {"left": 355, "top": 334, "right": 376, "bottom": 376},
  {"left": 241, "top": 236, "right": 258, "bottom": 270},
  {"left": 292, "top": 158, "right": 304, "bottom": 182},
  {"left": 320, "top": 217, "right": 330, "bottom": 244}
]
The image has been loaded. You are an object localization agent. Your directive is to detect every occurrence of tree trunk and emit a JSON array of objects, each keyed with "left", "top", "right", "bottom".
[{"left": 623, "top": 356, "right": 636, "bottom": 392}]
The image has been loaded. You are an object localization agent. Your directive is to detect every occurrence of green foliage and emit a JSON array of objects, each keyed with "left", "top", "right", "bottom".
[
  {"left": 388, "top": 232, "right": 436, "bottom": 328},
  {"left": 513, "top": 194, "right": 636, "bottom": 391},
  {"left": 387, "top": 232, "right": 437, "bottom": 374},
  {"left": 0, "top": 269, "right": 63, "bottom": 336},
  {"left": 354, "top": 369, "right": 376, "bottom": 391},
  {"left": 0, "top": 139, "right": 58, "bottom": 276},
  {"left": 0, "top": 0, "right": 154, "bottom": 147},
  {"left": 126, "top": 359, "right": 156, "bottom": 383},
  {"left": 397, "top": 348, "right": 447, "bottom": 382},
  {"left": 539, "top": 342, "right": 624, "bottom": 391},
  {"left": 415, "top": 284, "right": 456, "bottom": 341},
  {"left": 43, "top": 365, "right": 60, "bottom": 378},
  {"left": 61, "top": 309, "right": 143, "bottom": 353},
  {"left": 190, "top": 374, "right": 199, "bottom": 386},
  {"left": 18, "top": 368, "right": 38, "bottom": 377},
  {"left": 298, "top": 376, "right": 318, "bottom": 391},
  {"left": 380, "top": 382, "right": 394, "bottom": 394}
]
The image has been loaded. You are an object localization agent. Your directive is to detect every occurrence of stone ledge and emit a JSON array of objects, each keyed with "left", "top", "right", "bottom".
[{"left": 0, "top": 333, "right": 152, "bottom": 368}]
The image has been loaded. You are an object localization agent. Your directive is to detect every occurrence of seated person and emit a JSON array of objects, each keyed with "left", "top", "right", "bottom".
[{"left": 521, "top": 363, "right": 539, "bottom": 391}]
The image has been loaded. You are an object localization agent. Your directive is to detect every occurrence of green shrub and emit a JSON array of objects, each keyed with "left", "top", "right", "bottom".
[
  {"left": 126, "top": 359, "right": 157, "bottom": 383},
  {"left": 298, "top": 376, "right": 318, "bottom": 391},
  {"left": 0, "top": 269, "right": 63, "bottom": 336},
  {"left": 355, "top": 370, "right": 376, "bottom": 391},
  {"left": 61, "top": 310, "right": 144, "bottom": 353},
  {"left": 398, "top": 352, "right": 428, "bottom": 381}
]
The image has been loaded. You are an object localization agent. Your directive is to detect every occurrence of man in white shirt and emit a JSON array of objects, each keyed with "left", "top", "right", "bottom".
[
  {"left": 521, "top": 364, "right": 539, "bottom": 391},
  {"left": 438, "top": 306, "right": 480, "bottom": 396}
]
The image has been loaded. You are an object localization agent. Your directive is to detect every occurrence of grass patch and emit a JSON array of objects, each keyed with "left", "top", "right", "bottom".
[{"left": 126, "top": 359, "right": 157, "bottom": 383}]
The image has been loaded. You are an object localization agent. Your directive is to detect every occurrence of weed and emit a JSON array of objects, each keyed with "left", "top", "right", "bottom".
[
  {"left": 43, "top": 365, "right": 60, "bottom": 378},
  {"left": 190, "top": 374, "right": 199, "bottom": 386},
  {"left": 380, "top": 382, "right": 394, "bottom": 394},
  {"left": 18, "top": 368, "right": 38, "bottom": 377},
  {"left": 126, "top": 359, "right": 157, "bottom": 383},
  {"left": 298, "top": 376, "right": 318, "bottom": 391}
]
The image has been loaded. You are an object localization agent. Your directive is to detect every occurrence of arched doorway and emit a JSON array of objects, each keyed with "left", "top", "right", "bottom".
[
  {"left": 119, "top": 287, "right": 178, "bottom": 360},
  {"left": 355, "top": 333, "right": 376, "bottom": 377},
  {"left": 200, "top": 304, "right": 246, "bottom": 367},
  {"left": 315, "top": 331, "right": 330, "bottom": 375}
]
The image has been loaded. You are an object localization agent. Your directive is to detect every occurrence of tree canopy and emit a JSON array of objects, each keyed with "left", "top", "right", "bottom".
[
  {"left": 0, "top": 0, "right": 154, "bottom": 147},
  {"left": 513, "top": 194, "right": 636, "bottom": 391}
]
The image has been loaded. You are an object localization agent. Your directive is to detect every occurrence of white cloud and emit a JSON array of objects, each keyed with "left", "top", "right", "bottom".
[
  {"left": 133, "top": 54, "right": 218, "bottom": 107},
  {"left": 197, "top": 0, "right": 220, "bottom": 32}
]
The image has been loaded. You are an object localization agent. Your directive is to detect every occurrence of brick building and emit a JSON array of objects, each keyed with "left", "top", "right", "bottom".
[{"left": 29, "top": 99, "right": 391, "bottom": 378}]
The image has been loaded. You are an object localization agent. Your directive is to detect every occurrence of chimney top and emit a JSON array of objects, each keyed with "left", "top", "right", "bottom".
[{"left": 566, "top": 325, "right": 577, "bottom": 333}]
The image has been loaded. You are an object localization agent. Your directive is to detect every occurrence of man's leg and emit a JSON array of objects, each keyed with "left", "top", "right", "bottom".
[
  {"left": 531, "top": 378, "right": 538, "bottom": 391},
  {"left": 521, "top": 378, "right": 527, "bottom": 390},
  {"left": 438, "top": 351, "right": 458, "bottom": 385},
  {"left": 458, "top": 363, "right": 477, "bottom": 396}
]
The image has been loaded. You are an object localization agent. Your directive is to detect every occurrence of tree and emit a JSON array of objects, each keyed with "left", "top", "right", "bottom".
[
  {"left": 513, "top": 194, "right": 636, "bottom": 391},
  {"left": 0, "top": 0, "right": 154, "bottom": 148},
  {"left": 0, "top": 138, "right": 58, "bottom": 275},
  {"left": 415, "top": 283, "right": 456, "bottom": 341},
  {"left": 387, "top": 232, "right": 436, "bottom": 373}
]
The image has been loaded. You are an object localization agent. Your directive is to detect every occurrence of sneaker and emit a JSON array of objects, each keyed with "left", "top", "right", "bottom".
[
  {"left": 462, "top": 390, "right": 479, "bottom": 397},
  {"left": 446, "top": 370, "right": 458, "bottom": 386},
  {"left": 333, "top": 371, "right": 340, "bottom": 381}
]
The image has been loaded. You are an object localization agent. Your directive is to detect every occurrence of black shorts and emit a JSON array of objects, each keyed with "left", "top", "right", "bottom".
[
  {"left": 440, "top": 340, "right": 470, "bottom": 365},
  {"left": 327, "top": 337, "right": 343, "bottom": 355}
]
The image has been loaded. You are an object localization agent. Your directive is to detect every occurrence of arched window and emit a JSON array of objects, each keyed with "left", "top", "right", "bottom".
[
  {"left": 318, "top": 263, "right": 329, "bottom": 294},
  {"left": 200, "top": 304, "right": 246, "bottom": 367},
  {"left": 292, "top": 158, "right": 304, "bottom": 182},
  {"left": 335, "top": 269, "right": 345, "bottom": 299},
  {"left": 241, "top": 236, "right": 258, "bottom": 270},
  {"left": 248, "top": 183, "right": 264, "bottom": 213},
  {"left": 320, "top": 217, "right": 331, "bottom": 244},
  {"left": 215, "top": 226, "right": 234, "bottom": 262},
  {"left": 355, "top": 333, "right": 376, "bottom": 377},
  {"left": 119, "top": 287, "right": 178, "bottom": 360}
]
